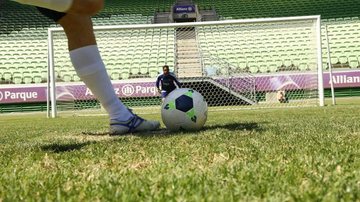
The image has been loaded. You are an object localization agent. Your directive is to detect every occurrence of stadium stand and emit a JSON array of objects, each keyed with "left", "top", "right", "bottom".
[{"left": 0, "top": 0, "right": 360, "bottom": 84}]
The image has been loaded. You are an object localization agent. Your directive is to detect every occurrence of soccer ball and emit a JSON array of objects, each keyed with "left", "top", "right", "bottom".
[{"left": 161, "top": 88, "right": 208, "bottom": 131}]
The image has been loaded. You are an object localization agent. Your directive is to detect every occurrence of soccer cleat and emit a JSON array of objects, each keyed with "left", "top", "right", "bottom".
[{"left": 109, "top": 115, "right": 160, "bottom": 135}]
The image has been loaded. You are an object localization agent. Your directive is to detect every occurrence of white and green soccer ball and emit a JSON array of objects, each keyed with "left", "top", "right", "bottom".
[{"left": 161, "top": 88, "right": 208, "bottom": 131}]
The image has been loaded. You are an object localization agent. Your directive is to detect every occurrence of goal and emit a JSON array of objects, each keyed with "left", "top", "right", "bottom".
[{"left": 47, "top": 16, "right": 323, "bottom": 118}]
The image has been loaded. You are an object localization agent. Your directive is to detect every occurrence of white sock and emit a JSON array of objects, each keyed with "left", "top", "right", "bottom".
[{"left": 69, "top": 45, "right": 132, "bottom": 121}]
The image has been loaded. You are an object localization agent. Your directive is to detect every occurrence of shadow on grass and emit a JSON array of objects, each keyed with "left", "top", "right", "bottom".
[
  {"left": 41, "top": 142, "right": 93, "bottom": 153},
  {"left": 204, "top": 122, "right": 263, "bottom": 132},
  {"left": 134, "top": 121, "right": 265, "bottom": 137},
  {"left": 80, "top": 122, "right": 265, "bottom": 138},
  {"left": 40, "top": 123, "right": 265, "bottom": 152}
]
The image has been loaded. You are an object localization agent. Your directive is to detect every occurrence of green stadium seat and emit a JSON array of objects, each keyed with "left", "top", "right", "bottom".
[
  {"left": 110, "top": 71, "right": 120, "bottom": 80},
  {"left": 72, "top": 75, "right": 81, "bottom": 82},
  {"left": 32, "top": 72, "right": 43, "bottom": 83},
  {"left": 248, "top": 65, "right": 259, "bottom": 74},
  {"left": 349, "top": 56, "right": 359, "bottom": 68},
  {"left": 2, "top": 71, "right": 12, "bottom": 82},
  {"left": 39, "top": 70, "right": 47, "bottom": 81},
  {"left": 330, "top": 56, "right": 340, "bottom": 65},
  {"left": 292, "top": 58, "right": 302, "bottom": 68},
  {"left": 268, "top": 64, "right": 278, "bottom": 72},
  {"left": 298, "top": 63, "right": 309, "bottom": 71},
  {"left": 12, "top": 72, "right": 23, "bottom": 84},
  {"left": 61, "top": 74, "right": 72, "bottom": 82},
  {"left": 129, "top": 65, "right": 140, "bottom": 75},
  {"left": 338, "top": 55, "right": 348, "bottom": 64},
  {"left": 120, "top": 70, "right": 130, "bottom": 80},
  {"left": 139, "top": 64, "right": 149, "bottom": 75},
  {"left": 23, "top": 72, "right": 33, "bottom": 84},
  {"left": 148, "top": 67, "right": 159, "bottom": 78},
  {"left": 258, "top": 64, "right": 268, "bottom": 73}
]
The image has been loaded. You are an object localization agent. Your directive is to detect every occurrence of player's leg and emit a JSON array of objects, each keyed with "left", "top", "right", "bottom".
[
  {"left": 57, "top": 14, "right": 160, "bottom": 134},
  {"left": 13, "top": 3, "right": 160, "bottom": 134}
]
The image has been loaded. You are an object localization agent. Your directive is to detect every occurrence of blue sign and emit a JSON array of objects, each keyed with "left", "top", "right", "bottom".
[{"left": 173, "top": 5, "right": 196, "bottom": 13}]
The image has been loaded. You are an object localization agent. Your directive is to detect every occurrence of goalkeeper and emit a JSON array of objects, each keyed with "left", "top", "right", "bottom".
[
  {"left": 156, "top": 65, "right": 181, "bottom": 102},
  {"left": 11, "top": 0, "right": 160, "bottom": 135}
]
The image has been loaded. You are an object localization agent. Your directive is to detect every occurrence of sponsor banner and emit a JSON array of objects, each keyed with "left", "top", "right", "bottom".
[
  {"left": 0, "top": 86, "right": 47, "bottom": 104},
  {"left": 0, "top": 82, "right": 158, "bottom": 104},
  {"left": 323, "top": 71, "right": 360, "bottom": 88},
  {"left": 252, "top": 70, "right": 360, "bottom": 91},
  {"left": 173, "top": 5, "right": 196, "bottom": 13},
  {"left": 254, "top": 70, "right": 360, "bottom": 91},
  {"left": 1, "top": 70, "right": 360, "bottom": 104},
  {"left": 214, "top": 70, "right": 360, "bottom": 92},
  {"left": 56, "top": 82, "right": 158, "bottom": 101},
  {"left": 254, "top": 74, "right": 316, "bottom": 91}
]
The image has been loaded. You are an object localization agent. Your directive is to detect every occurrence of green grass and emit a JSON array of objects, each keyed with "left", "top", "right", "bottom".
[{"left": 0, "top": 104, "right": 360, "bottom": 201}]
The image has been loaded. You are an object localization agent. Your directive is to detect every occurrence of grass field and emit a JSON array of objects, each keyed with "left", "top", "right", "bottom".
[{"left": 0, "top": 102, "right": 360, "bottom": 201}]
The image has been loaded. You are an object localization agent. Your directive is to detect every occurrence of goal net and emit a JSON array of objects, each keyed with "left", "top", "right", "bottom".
[{"left": 47, "top": 16, "right": 323, "bottom": 118}]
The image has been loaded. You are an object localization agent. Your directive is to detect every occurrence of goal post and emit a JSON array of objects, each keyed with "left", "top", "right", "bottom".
[{"left": 47, "top": 15, "right": 323, "bottom": 118}]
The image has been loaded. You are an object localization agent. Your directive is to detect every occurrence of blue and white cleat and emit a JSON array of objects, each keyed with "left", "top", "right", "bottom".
[{"left": 109, "top": 115, "right": 160, "bottom": 135}]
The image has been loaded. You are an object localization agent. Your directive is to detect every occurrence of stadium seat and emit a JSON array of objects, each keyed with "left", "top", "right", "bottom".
[
  {"left": 258, "top": 64, "right": 269, "bottom": 73},
  {"left": 120, "top": 70, "right": 130, "bottom": 80},
  {"left": 338, "top": 56, "right": 349, "bottom": 65},
  {"left": 348, "top": 56, "right": 359, "bottom": 68},
  {"left": 248, "top": 65, "right": 259, "bottom": 74},
  {"left": 1, "top": 0, "right": 360, "bottom": 86},
  {"left": 149, "top": 67, "right": 159, "bottom": 78},
  {"left": 40, "top": 70, "right": 48, "bottom": 81},
  {"left": 32, "top": 72, "right": 42, "bottom": 83},
  {"left": 62, "top": 74, "right": 72, "bottom": 82},
  {"left": 12, "top": 72, "right": 23, "bottom": 84},
  {"left": 330, "top": 56, "right": 340, "bottom": 65},
  {"left": 72, "top": 75, "right": 81, "bottom": 82},
  {"left": 298, "top": 63, "right": 309, "bottom": 71},
  {"left": 139, "top": 64, "right": 149, "bottom": 75},
  {"left": 110, "top": 72, "right": 121, "bottom": 80},
  {"left": 268, "top": 64, "right": 278, "bottom": 72},
  {"left": 2, "top": 72, "right": 12, "bottom": 82}
]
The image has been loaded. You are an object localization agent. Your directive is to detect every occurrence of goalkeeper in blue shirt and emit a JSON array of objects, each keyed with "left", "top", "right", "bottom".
[{"left": 156, "top": 65, "right": 181, "bottom": 102}]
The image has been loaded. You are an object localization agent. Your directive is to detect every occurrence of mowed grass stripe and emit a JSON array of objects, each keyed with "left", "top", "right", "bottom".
[{"left": 0, "top": 105, "right": 359, "bottom": 201}]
